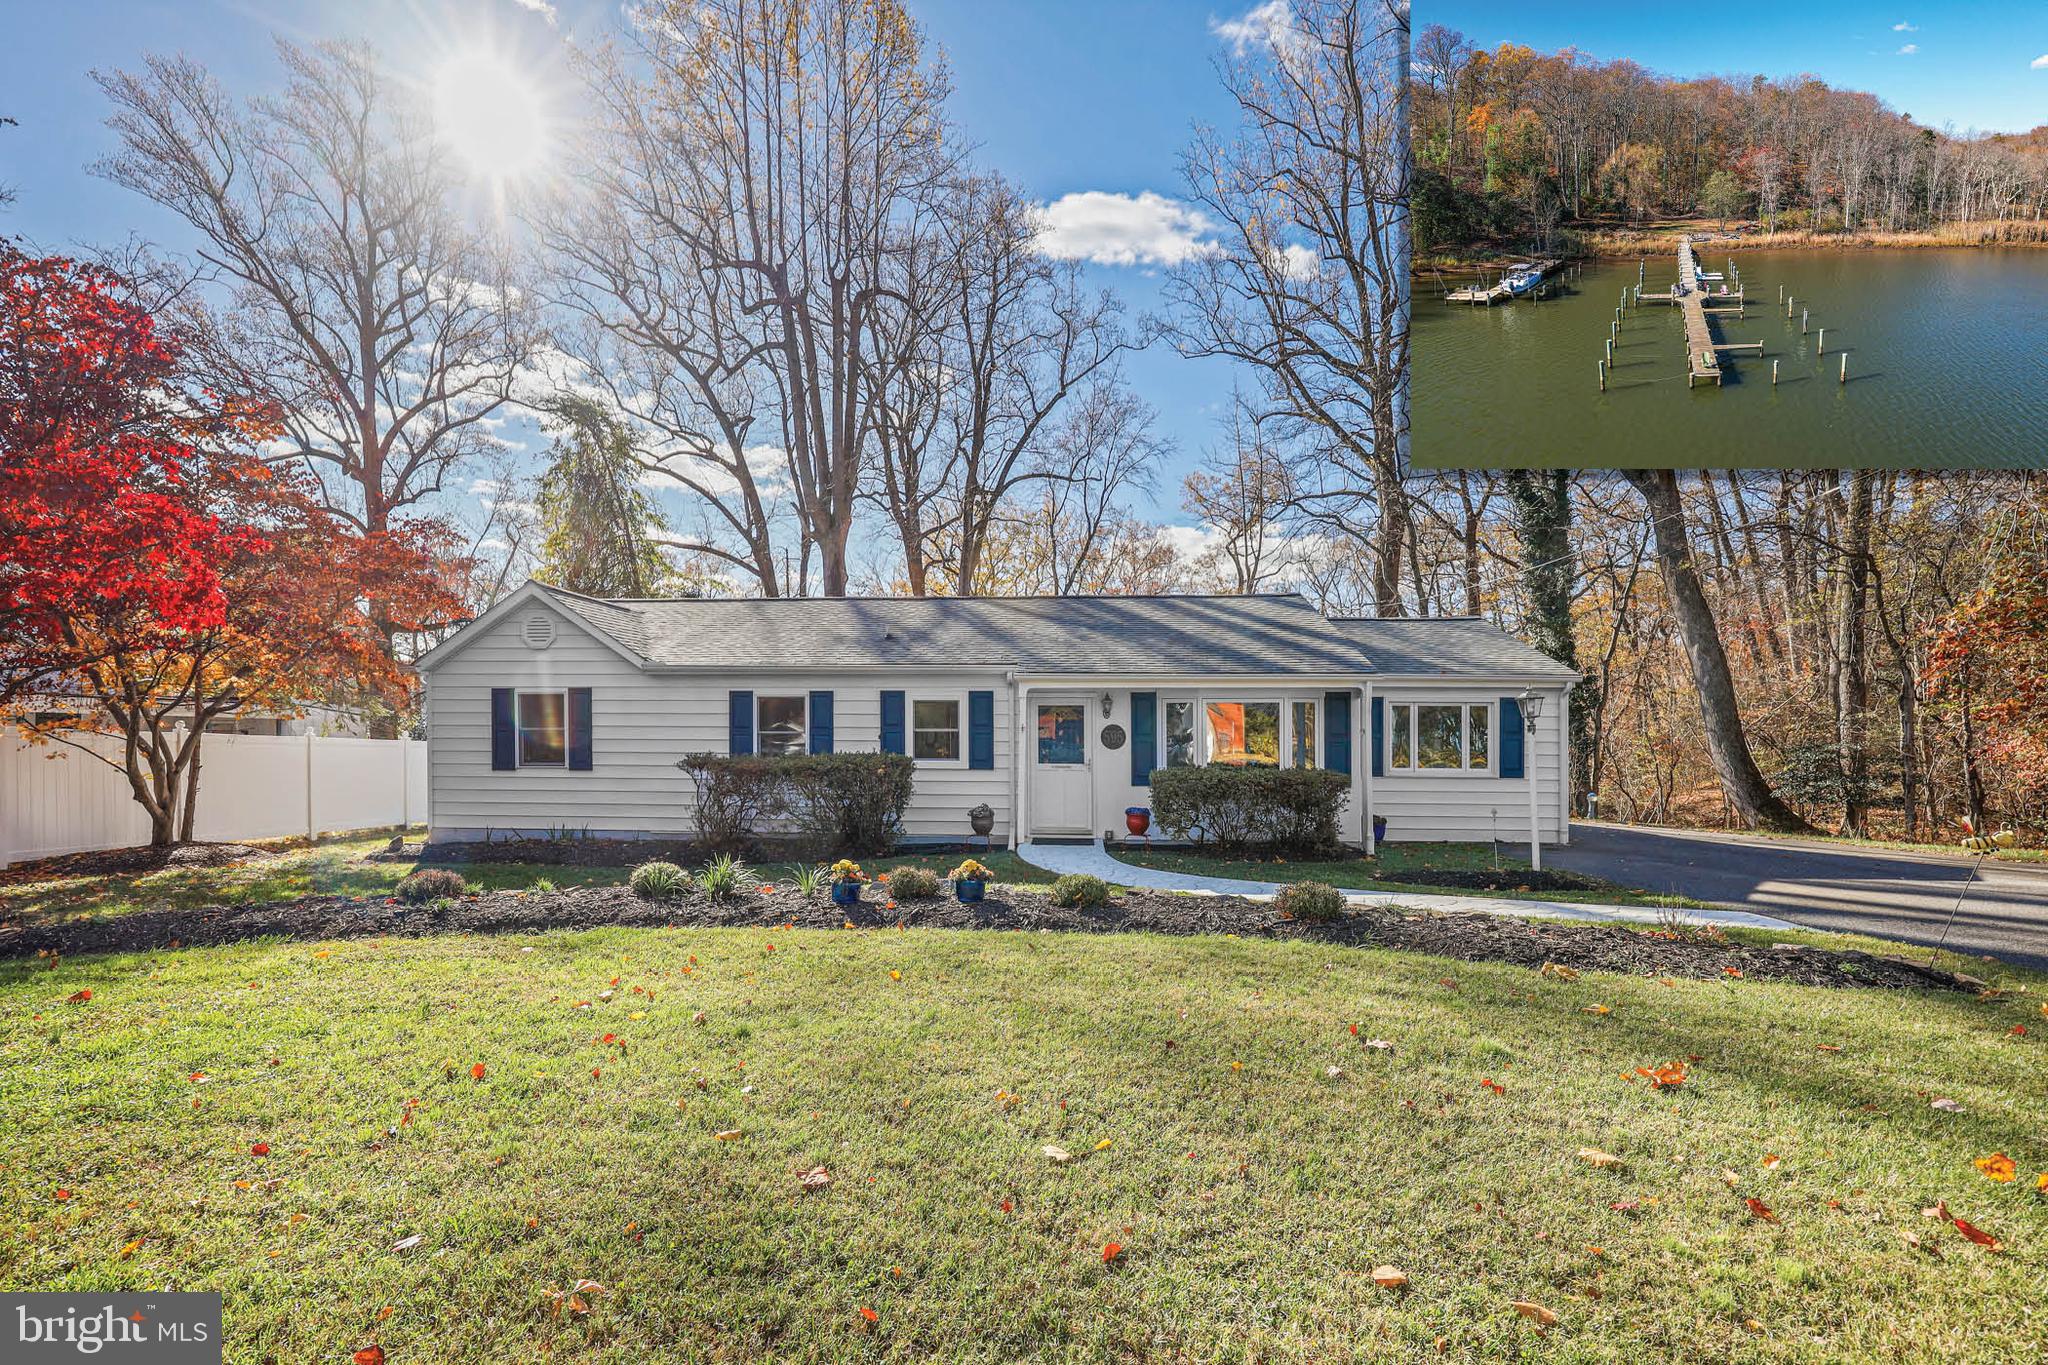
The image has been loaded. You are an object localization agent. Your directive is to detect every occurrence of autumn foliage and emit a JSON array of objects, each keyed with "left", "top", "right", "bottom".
[{"left": 1, "top": 244, "right": 466, "bottom": 843}]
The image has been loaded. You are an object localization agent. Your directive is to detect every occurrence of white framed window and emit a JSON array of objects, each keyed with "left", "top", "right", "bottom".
[
  {"left": 1387, "top": 701, "right": 1491, "bottom": 773},
  {"left": 911, "top": 695, "right": 964, "bottom": 764},
  {"left": 1163, "top": 698, "right": 1199, "bottom": 768},
  {"left": 757, "top": 694, "right": 807, "bottom": 756},
  {"left": 517, "top": 690, "right": 568, "bottom": 767},
  {"left": 1205, "top": 699, "right": 1282, "bottom": 768}
]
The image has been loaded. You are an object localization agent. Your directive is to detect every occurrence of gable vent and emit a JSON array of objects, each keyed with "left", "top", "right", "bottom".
[{"left": 521, "top": 613, "right": 557, "bottom": 650}]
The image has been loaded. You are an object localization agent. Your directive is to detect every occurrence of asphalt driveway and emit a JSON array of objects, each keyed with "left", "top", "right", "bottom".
[{"left": 1551, "top": 822, "right": 2048, "bottom": 972}]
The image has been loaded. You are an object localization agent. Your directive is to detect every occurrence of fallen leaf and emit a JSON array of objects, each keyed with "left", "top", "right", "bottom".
[
  {"left": 1761, "top": 1154, "right": 1781, "bottom": 1170},
  {"left": 1581, "top": 1004, "right": 1611, "bottom": 1016},
  {"left": 1815, "top": 1044, "right": 1842, "bottom": 1053},
  {"left": 352, "top": 1348, "right": 386, "bottom": 1365},
  {"left": 251, "top": 1143, "right": 271, "bottom": 1156},
  {"left": 471, "top": 1063, "right": 486, "bottom": 1081},
  {"left": 714, "top": 1130, "right": 742, "bottom": 1141},
  {"left": 857, "top": 1306, "right": 878, "bottom": 1324},
  {"left": 1479, "top": 1078, "right": 1505, "bottom": 1096},
  {"left": 1745, "top": 1197, "right": 1777, "bottom": 1222},
  {"left": 2010, "top": 1025, "right": 2027, "bottom": 1037},
  {"left": 1362, "top": 1038, "right": 1395, "bottom": 1052},
  {"left": 390, "top": 1235, "right": 423, "bottom": 1252},
  {"left": 1945, "top": 1207, "right": 2004, "bottom": 1250},
  {"left": 1975, "top": 1153, "right": 2017, "bottom": 1183},
  {"left": 1539, "top": 962, "right": 1581, "bottom": 982},
  {"left": 798, "top": 1165, "right": 832, "bottom": 1191},
  {"left": 999, "top": 1199, "right": 1013, "bottom": 1213},
  {"left": 1043, "top": 1145, "right": 1074, "bottom": 1164},
  {"left": 1093, "top": 1138, "right": 1114, "bottom": 1152},
  {"left": 1930, "top": 1097, "right": 1963, "bottom": 1113},
  {"left": 1371, "top": 1265, "right": 1408, "bottom": 1289},
  {"left": 66, "top": 989, "right": 92, "bottom": 1003},
  {"left": 118, "top": 1238, "right": 142, "bottom": 1259},
  {"left": 1102, "top": 1241, "right": 1123, "bottom": 1263},
  {"left": 1576, "top": 1147, "right": 1624, "bottom": 1170},
  {"left": 1512, "top": 1301, "right": 1559, "bottom": 1328}
]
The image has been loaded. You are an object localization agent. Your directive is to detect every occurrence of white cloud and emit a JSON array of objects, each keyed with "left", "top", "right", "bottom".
[
  {"left": 1897, "top": 43, "right": 1918, "bottom": 54},
  {"left": 1892, "top": 20, "right": 1916, "bottom": 31},
  {"left": 1271, "top": 242, "right": 1319, "bottom": 280},
  {"left": 1210, "top": 1, "right": 1294, "bottom": 55},
  {"left": 507, "top": 0, "right": 558, "bottom": 25},
  {"left": 1033, "top": 191, "right": 1218, "bottom": 268},
  {"left": 2034, "top": 53, "right": 2048, "bottom": 69}
]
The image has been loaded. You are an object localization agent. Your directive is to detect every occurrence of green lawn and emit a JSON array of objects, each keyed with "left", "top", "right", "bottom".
[
  {"left": 4, "top": 926, "right": 2044, "bottom": 1360},
  {"left": 1109, "top": 842, "right": 1706, "bottom": 908},
  {"left": 0, "top": 835, "right": 1054, "bottom": 926}
]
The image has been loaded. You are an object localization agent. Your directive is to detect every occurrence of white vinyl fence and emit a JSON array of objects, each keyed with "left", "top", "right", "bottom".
[{"left": 1, "top": 732, "right": 427, "bottom": 868}]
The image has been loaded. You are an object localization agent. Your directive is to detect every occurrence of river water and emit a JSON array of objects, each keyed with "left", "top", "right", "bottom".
[{"left": 1410, "top": 247, "right": 2048, "bottom": 468}]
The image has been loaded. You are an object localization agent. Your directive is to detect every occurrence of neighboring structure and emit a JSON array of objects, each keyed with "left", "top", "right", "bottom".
[{"left": 413, "top": 582, "right": 1579, "bottom": 850}]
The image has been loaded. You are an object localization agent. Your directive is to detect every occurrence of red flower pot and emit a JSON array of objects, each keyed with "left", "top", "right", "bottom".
[{"left": 1125, "top": 807, "right": 1151, "bottom": 838}]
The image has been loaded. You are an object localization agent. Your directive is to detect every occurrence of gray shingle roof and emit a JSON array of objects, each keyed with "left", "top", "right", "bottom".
[
  {"left": 537, "top": 585, "right": 1372, "bottom": 675},
  {"left": 1328, "top": 616, "right": 1580, "bottom": 680}
]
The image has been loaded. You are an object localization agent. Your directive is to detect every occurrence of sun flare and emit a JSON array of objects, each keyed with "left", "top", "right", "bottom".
[{"left": 432, "top": 51, "right": 549, "bottom": 186}]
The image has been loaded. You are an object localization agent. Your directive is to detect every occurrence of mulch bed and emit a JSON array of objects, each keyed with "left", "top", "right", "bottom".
[
  {"left": 402, "top": 837, "right": 705, "bottom": 867},
  {"left": 0, "top": 884, "right": 1976, "bottom": 993},
  {"left": 0, "top": 843, "right": 267, "bottom": 885},
  {"left": 1107, "top": 846, "right": 1619, "bottom": 896}
]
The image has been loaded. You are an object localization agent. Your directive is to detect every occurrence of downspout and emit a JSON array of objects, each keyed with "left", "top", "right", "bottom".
[
  {"left": 1007, "top": 671, "right": 1023, "bottom": 851},
  {"left": 1361, "top": 678, "right": 1374, "bottom": 855}
]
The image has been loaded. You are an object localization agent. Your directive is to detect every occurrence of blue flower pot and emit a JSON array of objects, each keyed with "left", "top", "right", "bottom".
[
  {"left": 954, "top": 878, "right": 986, "bottom": 904},
  {"left": 831, "top": 881, "right": 863, "bottom": 907}
]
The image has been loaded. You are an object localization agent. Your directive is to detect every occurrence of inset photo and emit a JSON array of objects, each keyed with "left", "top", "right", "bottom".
[{"left": 1408, "top": 4, "right": 2048, "bottom": 469}]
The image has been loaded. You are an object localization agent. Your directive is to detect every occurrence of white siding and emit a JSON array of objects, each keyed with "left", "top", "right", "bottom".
[
  {"left": 424, "top": 598, "right": 1015, "bottom": 844},
  {"left": 1368, "top": 683, "right": 1571, "bottom": 845}
]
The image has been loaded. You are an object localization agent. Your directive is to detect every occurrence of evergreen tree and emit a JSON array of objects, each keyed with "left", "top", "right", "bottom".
[{"left": 533, "top": 397, "right": 679, "bottom": 598}]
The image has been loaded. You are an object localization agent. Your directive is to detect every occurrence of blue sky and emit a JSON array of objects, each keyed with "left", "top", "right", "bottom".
[
  {"left": 1424, "top": 1, "right": 2048, "bottom": 135},
  {"left": 0, "top": 0, "right": 1253, "bottom": 534}
]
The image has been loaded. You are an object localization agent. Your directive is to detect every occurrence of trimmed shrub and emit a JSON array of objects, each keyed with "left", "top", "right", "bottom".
[
  {"left": 1275, "top": 880, "right": 1345, "bottom": 923},
  {"left": 1148, "top": 766, "right": 1350, "bottom": 857},
  {"left": 677, "top": 752, "right": 916, "bottom": 857},
  {"left": 889, "top": 866, "right": 941, "bottom": 899},
  {"left": 396, "top": 868, "right": 467, "bottom": 904},
  {"left": 628, "top": 861, "right": 691, "bottom": 900},
  {"left": 1049, "top": 873, "right": 1111, "bottom": 909}
]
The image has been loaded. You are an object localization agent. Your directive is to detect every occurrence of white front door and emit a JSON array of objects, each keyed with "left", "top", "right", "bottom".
[{"left": 1028, "top": 697, "right": 1094, "bottom": 837}]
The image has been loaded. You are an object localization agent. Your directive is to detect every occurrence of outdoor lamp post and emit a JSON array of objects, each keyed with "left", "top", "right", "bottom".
[{"left": 1517, "top": 689, "right": 1544, "bottom": 872}]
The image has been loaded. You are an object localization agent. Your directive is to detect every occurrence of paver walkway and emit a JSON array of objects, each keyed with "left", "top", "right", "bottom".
[{"left": 1016, "top": 840, "right": 1799, "bottom": 932}]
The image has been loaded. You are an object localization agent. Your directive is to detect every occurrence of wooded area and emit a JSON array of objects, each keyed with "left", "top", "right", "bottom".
[{"left": 1411, "top": 23, "right": 2048, "bottom": 251}]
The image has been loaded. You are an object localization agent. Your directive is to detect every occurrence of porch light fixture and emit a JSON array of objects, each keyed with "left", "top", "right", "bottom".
[
  {"left": 1517, "top": 689, "right": 1543, "bottom": 871},
  {"left": 1100, "top": 692, "right": 1114, "bottom": 719}
]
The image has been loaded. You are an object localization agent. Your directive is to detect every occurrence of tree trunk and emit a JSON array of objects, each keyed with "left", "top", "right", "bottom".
[
  {"left": 1504, "top": 469, "right": 1590, "bottom": 803},
  {"left": 1834, "top": 470, "right": 1873, "bottom": 834},
  {"left": 1625, "top": 470, "right": 1812, "bottom": 832}
]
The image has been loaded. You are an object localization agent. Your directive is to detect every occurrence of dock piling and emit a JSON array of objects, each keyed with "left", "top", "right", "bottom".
[
  {"left": 1802, "top": 309, "right": 1809, "bottom": 335},
  {"left": 1817, "top": 328, "right": 1825, "bottom": 356},
  {"left": 1599, "top": 359, "right": 1607, "bottom": 391},
  {"left": 1840, "top": 353, "right": 1847, "bottom": 384},
  {"left": 1772, "top": 359, "right": 1779, "bottom": 386}
]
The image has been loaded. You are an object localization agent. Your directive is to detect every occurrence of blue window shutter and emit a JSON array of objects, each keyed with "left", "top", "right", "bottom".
[
  {"left": 879, "top": 690, "right": 906, "bottom": 755},
  {"left": 1129, "top": 691, "right": 1157, "bottom": 786},
  {"left": 491, "top": 688, "right": 516, "bottom": 771},
  {"left": 968, "top": 690, "right": 995, "bottom": 769},
  {"left": 568, "top": 688, "right": 593, "bottom": 771},
  {"left": 809, "top": 690, "right": 834, "bottom": 754},
  {"left": 1370, "top": 696, "right": 1385, "bottom": 778},
  {"left": 1323, "top": 691, "right": 1352, "bottom": 776},
  {"left": 729, "top": 690, "right": 754, "bottom": 755},
  {"left": 1499, "top": 697, "right": 1524, "bottom": 778}
]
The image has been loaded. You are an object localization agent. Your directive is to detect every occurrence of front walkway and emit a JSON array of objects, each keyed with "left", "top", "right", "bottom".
[{"left": 1016, "top": 840, "right": 1799, "bottom": 931}]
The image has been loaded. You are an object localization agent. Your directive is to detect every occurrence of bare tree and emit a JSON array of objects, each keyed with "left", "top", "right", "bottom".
[
  {"left": 1169, "top": 0, "right": 1412, "bottom": 612},
  {"left": 1181, "top": 398, "right": 1293, "bottom": 593},
  {"left": 95, "top": 41, "right": 534, "bottom": 537},
  {"left": 570, "top": 0, "right": 955, "bottom": 597}
]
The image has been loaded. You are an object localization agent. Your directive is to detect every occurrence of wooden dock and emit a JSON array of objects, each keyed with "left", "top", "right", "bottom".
[
  {"left": 1446, "top": 259, "right": 1561, "bottom": 305},
  {"left": 1676, "top": 237, "right": 1721, "bottom": 386}
]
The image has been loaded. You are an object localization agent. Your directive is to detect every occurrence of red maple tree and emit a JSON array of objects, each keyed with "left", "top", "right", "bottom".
[{"left": 3, "top": 246, "right": 467, "bottom": 845}]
